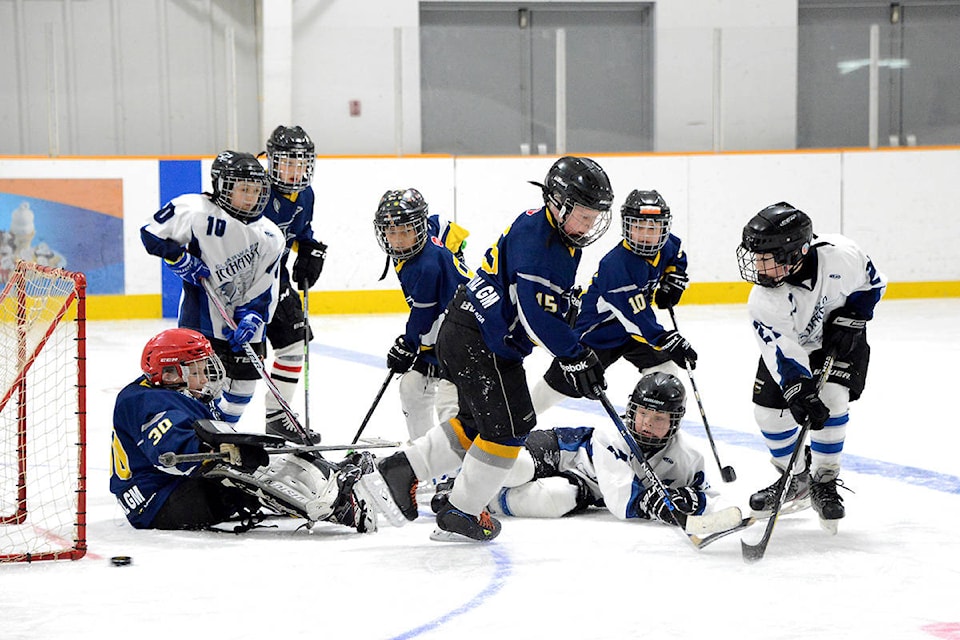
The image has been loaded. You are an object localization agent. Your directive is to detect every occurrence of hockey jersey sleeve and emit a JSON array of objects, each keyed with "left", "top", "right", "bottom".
[
  {"left": 513, "top": 269, "right": 583, "bottom": 359},
  {"left": 141, "top": 195, "right": 206, "bottom": 261}
]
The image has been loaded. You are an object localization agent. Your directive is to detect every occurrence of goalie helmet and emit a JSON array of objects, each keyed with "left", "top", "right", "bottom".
[
  {"left": 621, "top": 189, "right": 671, "bottom": 257},
  {"left": 736, "top": 202, "right": 812, "bottom": 287},
  {"left": 533, "top": 156, "right": 613, "bottom": 248},
  {"left": 374, "top": 188, "right": 429, "bottom": 260},
  {"left": 265, "top": 125, "right": 316, "bottom": 194},
  {"left": 141, "top": 328, "right": 226, "bottom": 402},
  {"left": 210, "top": 150, "right": 270, "bottom": 221},
  {"left": 626, "top": 372, "right": 686, "bottom": 452}
]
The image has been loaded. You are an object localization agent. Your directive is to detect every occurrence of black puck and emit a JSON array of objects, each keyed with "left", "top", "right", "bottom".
[{"left": 110, "top": 555, "right": 132, "bottom": 566}]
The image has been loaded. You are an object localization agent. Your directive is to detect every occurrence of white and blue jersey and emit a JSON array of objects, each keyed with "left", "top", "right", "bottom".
[
  {"left": 465, "top": 206, "right": 583, "bottom": 361},
  {"left": 109, "top": 378, "right": 217, "bottom": 529},
  {"left": 394, "top": 237, "right": 471, "bottom": 366},
  {"left": 576, "top": 234, "right": 687, "bottom": 351}
]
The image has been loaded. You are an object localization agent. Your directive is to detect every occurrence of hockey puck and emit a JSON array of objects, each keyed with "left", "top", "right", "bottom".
[{"left": 110, "top": 555, "right": 132, "bottom": 567}]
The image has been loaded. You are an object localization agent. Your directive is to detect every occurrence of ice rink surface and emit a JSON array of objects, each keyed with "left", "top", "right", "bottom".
[{"left": 2, "top": 299, "right": 959, "bottom": 640}]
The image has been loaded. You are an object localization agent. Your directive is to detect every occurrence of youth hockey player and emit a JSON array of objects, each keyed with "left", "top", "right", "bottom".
[
  {"left": 141, "top": 150, "right": 285, "bottom": 426},
  {"left": 373, "top": 156, "right": 614, "bottom": 542},
  {"left": 478, "top": 372, "right": 709, "bottom": 525},
  {"left": 374, "top": 188, "right": 471, "bottom": 441},
  {"left": 736, "top": 202, "right": 886, "bottom": 531},
  {"left": 109, "top": 328, "right": 374, "bottom": 532},
  {"left": 260, "top": 125, "right": 326, "bottom": 444},
  {"left": 530, "top": 189, "right": 697, "bottom": 414}
]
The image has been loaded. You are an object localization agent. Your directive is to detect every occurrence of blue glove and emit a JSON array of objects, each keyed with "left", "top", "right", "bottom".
[
  {"left": 165, "top": 252, "right": 210, "bottom": 286},
  {"left": 228, "top": 312, "right": 264, "bottom": 352}
]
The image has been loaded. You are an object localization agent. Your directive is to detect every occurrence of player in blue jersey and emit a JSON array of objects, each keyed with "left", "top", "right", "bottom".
[
  {"left": 141, "top": 150, "right": 285, "bottom": 426},
  {"left": 374, "top": 188, "right": 471, "bottom": 441},
  {"left": 371, "top": 156, "right": 614, "bottom": 541},
  {"left": 110, "top": 328, "right": 377, "bottom": 532},
  {"left": 736, "top": 202, "right": 886, "bottom": 531},
  {"left": 530, "top": 189, "right": 698, "bottom": 413},
  {"left": 475, "top": 372, "right": 709, "bottom": 525},
  {"left": 259, "top": 126, "right": 327, "bottom": 444}
]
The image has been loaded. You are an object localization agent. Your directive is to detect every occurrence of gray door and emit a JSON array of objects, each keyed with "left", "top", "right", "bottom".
[
  {"left": 420, "top": 3, "right": 652, "bottom": 155},
  {"left": 798, "top": 1, "right": 960, "bottom": 147}
]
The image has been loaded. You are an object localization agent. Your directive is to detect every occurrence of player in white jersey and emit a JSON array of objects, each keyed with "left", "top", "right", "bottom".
[
  {"left": 736, "top": 202, "right": 886, "bottom": 528},
  {"left": 472, "top": 372, "right": 710, "bottom": 525},
  {"left": 141, "top": 150, "right": 286, "bottom": 425}
]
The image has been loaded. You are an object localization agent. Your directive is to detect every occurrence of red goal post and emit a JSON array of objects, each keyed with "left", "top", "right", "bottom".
[{"left": 0, "top": 262, "right": 87, "bottom": 562}]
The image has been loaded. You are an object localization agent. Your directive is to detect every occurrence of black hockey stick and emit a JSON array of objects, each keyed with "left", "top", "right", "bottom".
[
  {"left": 158, "top": 438, "right": 402, "bottom": 467},
  {"left": 668, "top": 307, "right": 736, "bottom": 483},
  {"left": 350, "top": 370, "right": 394, "bottom": 444},
  {"left": 200, "top": 277, "right": 312, "bottom": 445},
  {"left": 300, "top": 277, "right": 311, "bottom": 435},
  {"left": 741, "top": 353, "right": 836, "bottom": 563}
]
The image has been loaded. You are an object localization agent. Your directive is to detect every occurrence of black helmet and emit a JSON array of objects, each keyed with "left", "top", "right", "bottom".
[
  {"left": 621, "top": 189, "right": 672, "bottom": 257},
  {"left": 736, "top": 202, "right": 812, "bottom": 287},
  {"left": 374, "top": 188, "right": 429, "bottom": 259},
  {"left": 533, "top": 156, "right": 613, "bottom": 248},
  {"left": 626, "top": 372, "right": 686, "bottom": 452},
  {"left": 265, "top": 125, "right": 315, "bottom": 194},
  {"left": 210, "top": 150, "right": 270, "bottom": 221}
]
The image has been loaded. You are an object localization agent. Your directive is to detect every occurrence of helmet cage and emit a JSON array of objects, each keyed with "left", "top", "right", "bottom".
[
  {"left": 142, "top": 329, "right": 226, "bottom": 402},
  {"left": 212, "top": 151, "right": 271, "bottom": 221},
  {"left": 621, "top": 190, "right": 672, "bottom": 257},
  {"left": 736, "top": 204, "right": 812, "bottom": 288},
  {"left": 266, "top": 126, "right": 316, "bottom": 194},
  {"left": 541, "top": 157, "right": 614, "bottom": 248},
  {"left": 625, "top": 373, "right": 686, "bottom": 450},
  {"left": 374, "top": 189, "right": 429, "bottom": 260}
]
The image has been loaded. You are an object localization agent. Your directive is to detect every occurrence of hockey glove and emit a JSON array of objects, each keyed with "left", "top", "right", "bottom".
[
  {"left": 783, "top": 376, "right": 830, "bottom": 430},
  {"left": 654, "top": 270, "right": 689, "bottom": 309},
  {"left": 192, "top": 420, "right": 270, "bottom": 472},
  {"left": 638, "top": 486, "right": 705, "bottom": 525},
  {"left": 558, "top": 348, "right": 606, "bottom": 400},
  {"left": 564, "top": 286, "right": 583, "bottom": 328},
  {"left": 165, "top": 251, "right": 210, "bottom": 286},
  {"left": 657, "top": 330, "right": 698, "bottom": 370},
  {"left": 823, "top": 307, "right": 867, "bottom": 358},
  {"left": 228, "top": 311, "right": 264, "bottom": 352},
  {"left": 386, "top": 335, "right": 417, "bottom": 373},
  {"left": 292, "top": 238, "right": 328, "bottom": 289}
]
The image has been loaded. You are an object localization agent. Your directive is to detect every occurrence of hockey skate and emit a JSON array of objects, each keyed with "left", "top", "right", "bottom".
[
  {"left": 266, "top": 410, "right": 320, "bottom": 445},
  {"left": 430, "top": 493, "right": 501, "bottom": 542},
  {"left": 327, "top": 456, "right": 377, "bottom": 533},
  {"left": 748, "top": 469, "right": 811, "bottom": 518},
  {"left": 352, "top": 453, "right": 410, "bottom": 527},
  {"left": 810, "top": 477, "right": 848, "bottom": 535},
  {"left": 374, "top": 452, "right": 420, "bottom": 521}
]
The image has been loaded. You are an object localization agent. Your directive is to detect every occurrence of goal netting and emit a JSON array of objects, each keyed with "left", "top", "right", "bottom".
[{"left": 0, "top": 262, "right": 87, "bottom": 562}]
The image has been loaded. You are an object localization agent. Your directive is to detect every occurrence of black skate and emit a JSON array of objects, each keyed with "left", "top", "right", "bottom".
[
  {"left": 811, "top": 478, "right": 849, "bottom": 535},
  {"left": 749, "top": 469, "right": 811, "bottom": 518},
  {"left": 266, "top": 410, "right": 321, "bottom": 445},
  {"left": 328, "top": 457, "right": 377, "bottom": 533},
  {"left": 376, "top": 452, "right": 420, "bottom": 521},
  {"left": 430, "top": 493, "right": 501, "bottom": 542}
]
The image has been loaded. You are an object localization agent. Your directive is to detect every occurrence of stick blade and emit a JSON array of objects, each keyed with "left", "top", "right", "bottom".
[
  {"left": 685, "top": 506, "right": 743, "bottom": 536},
  {"left": 741, "top": 538, "right": 768, "bottom": 563}
]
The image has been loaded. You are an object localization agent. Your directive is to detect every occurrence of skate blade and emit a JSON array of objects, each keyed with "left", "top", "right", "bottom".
[
  {"left": 355, "top": 473, "right": 407, "bottom": 528},
  {"left": 749, "top": 496, "right": 811, "bottom": 520},
  {"left": 428, "top": 527, "right": 495, "bottom": 543},
  {"left": 819, "top": 517, "right": 840, "bottom": 535}
]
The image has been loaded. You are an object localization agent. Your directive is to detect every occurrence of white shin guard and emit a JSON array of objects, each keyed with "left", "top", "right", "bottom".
[{"left": 491, "top": 477, "right": 579, "bottom": 518}]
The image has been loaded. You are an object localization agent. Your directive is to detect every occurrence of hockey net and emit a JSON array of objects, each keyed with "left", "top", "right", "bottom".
[{"left": 0, "top": 262, "right": 87, "bottom": 562}]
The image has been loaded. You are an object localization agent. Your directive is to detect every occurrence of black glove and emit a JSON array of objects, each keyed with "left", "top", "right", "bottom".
[
  {"left": 564, "top": 286, "right": 583, "bottom": 328},
  {"left": 783, "top": 377, "right": 830, "bottom": 430},
  {"left": 292, "top": 238, "right": 328, "bottom": 289},
  {"left": 558, "top": 348, "right": 606, "bottom": 400},
  {"left": 386, "top": 335, "right": 417, "bottom": 373},
  {"left": 823, "top": 307, "right": 867, "bottom": 358},
  {"left": 192, "top": 420, "right": 270, "bottom": 472},
  {"left": 638, "top": 486, "right": 705, "bottom": 525},
  {"left": 657, "top": 330, "right": 698, "bottom": 370},
  {"left": 654, "top": 270, "right": 689, "bottom": 309}
]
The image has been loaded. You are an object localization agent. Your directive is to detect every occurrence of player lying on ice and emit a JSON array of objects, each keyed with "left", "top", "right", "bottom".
[
  {"left": 432, "top": 371, "right": 715, "bottom": 527},
  {"left": 109, "top": 327, "right": 398, "bottom": 533}
]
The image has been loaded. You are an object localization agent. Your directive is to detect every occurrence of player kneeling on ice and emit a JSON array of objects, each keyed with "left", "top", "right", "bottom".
[
  {"left": 109, "top": 328, "right": 378, "bottom": 533},
  {"left": 445, "top": 372, "right": 713, "bottom": 526}
]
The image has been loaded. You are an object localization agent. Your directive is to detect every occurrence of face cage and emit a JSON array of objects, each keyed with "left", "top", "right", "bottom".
[
  {"left": 626, "top": 398, "right": 682, "bottom": 450},
  {"left": 375, "top": 218, "right": 428, "bottom": 260},
  {"left": 168, "top": 354, "right": 226, "bottom": 402},
  {"left": 622, "top": 214, "right": 671, "bottom": 257},
  {"left": 736, "top": 244, "right": 800, "bottom": 288},
  {"left": 555, "top": 199, "right": 612, "bottom": 248},
  {"left": 217, "top": 175, "right": 270, "bottom": 221},
  {"left": 268, "top": 150, "right": 315, "bottom": 194}
]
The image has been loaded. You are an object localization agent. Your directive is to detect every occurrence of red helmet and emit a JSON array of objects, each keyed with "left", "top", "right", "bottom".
[{"left": 141, "top": 328, "right": 225, "bottom": 401}]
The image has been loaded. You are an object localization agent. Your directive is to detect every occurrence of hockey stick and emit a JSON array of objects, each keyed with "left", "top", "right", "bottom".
[
  {"left": 300, "top": 277, "right": 311, "bottom": 435},
  {"left": 667, "top": 307, "right": 736, "bottom": 483},
  {"left": 350, "top": 370, "right": 394, "bottom": 444},
  {"left": 158, "top": 438, "right": 402, "bottom": 467},
  {"left": 200, "top": 278, "right": 312, "bottom": 444},
  {"left": 741, "top": 353, "right": 836, "bottom": 563}
]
